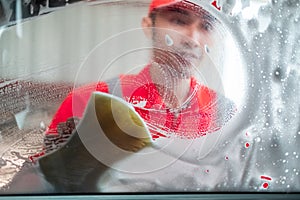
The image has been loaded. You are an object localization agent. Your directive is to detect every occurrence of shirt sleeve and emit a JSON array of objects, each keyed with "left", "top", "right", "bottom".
[{"left": 45, "top": 82, "right": 109, "bottom": 135}]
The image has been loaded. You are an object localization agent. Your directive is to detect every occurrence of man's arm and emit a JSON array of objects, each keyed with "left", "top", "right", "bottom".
[{"left": 45, "top": 82, "right": 110, "bottom": 135}]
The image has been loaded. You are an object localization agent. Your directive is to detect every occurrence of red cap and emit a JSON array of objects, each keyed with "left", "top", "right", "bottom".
[
  {"left": 148, "top": 0, "right": 220, "bottom": 14},
  {"left": 148, "top": 0, "right": 181, "bottom": 14}
]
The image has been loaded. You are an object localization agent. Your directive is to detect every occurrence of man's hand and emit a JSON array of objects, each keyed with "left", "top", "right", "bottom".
[{"left": 94, "top": 93, "right": 152, "bottom": 152}]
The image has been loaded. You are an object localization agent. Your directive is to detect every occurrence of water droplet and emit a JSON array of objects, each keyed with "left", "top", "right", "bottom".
[
  {"left": 245, "top": 142, "right": 250, "bottom": 148},
  {"left": 256, "top": 137, "right": 261, "bottom": 142},
  {"left": 285, "top": 169, "right": 289, "bottom": 173},
  {"left": 277, "top": 108, "right": 282, "bottom": 113},
  {"left": 204, "top": 44, "right": 210, "bottom": 53},
  {"left": 285, "top": 152, "right": 289, "bottom": 156},
  {"left": 40, "top": 121, "right": 46, "bottom": 130},
  {"left": 262, "top": 182, "right": 269, "bottom": 189},
  {"left": 261, "top": 175, "right": 272, "bottom": 181},
  {"left": 165, "top": 34, "right": 174, "bottom": 46}
]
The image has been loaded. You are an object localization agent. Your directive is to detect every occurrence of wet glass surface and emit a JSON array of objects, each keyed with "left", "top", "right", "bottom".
[{"left": 0, "top": 0, "right": 299, "bottom": 194}]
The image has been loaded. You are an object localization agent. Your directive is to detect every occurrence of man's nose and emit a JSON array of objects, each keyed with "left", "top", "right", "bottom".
[{"left": 182, "top": 24, "right": 201, "bottom": 48}]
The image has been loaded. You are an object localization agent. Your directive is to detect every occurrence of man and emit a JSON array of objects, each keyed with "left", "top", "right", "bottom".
[
  {"left": 24, "top": 0, "right": 235, "bottom": 190},
  {"left": 3, "top": 0, "right": 236, "bottom": 193},
  {"left": 40, "top": 0, "right": 235, "bottom": 148}
]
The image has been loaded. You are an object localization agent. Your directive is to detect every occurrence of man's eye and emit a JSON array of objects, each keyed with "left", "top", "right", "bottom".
[
  {"left": 200, "top": 22, "right": 212, "bottom": 31},
  {"left": 170, "top": 18, "right": 187, "bottom": 25}
]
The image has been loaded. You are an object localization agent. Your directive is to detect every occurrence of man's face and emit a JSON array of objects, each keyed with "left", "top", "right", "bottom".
[{"left": 143, "top": 3, "right": 215, "bottom": 78}]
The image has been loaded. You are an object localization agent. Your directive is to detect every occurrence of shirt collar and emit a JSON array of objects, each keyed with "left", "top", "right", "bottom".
[{"left": 121, "top": 64, "right": 201, "bottom": 109}]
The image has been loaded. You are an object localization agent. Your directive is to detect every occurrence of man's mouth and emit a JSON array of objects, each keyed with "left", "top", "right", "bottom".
[
  {"left": 172, "top": 51, "right": 201, "bottom": 66},
  {"left": 181, "top": 52, "right": 201, "bottom": 60},
  {"left": 170, "top": 47, "right": 201, "bottom": 60}
]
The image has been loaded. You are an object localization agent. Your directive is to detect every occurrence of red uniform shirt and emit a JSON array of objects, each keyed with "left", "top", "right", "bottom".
[{"left": 46, "top": 66, "right": 217, "bottom": 140}]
